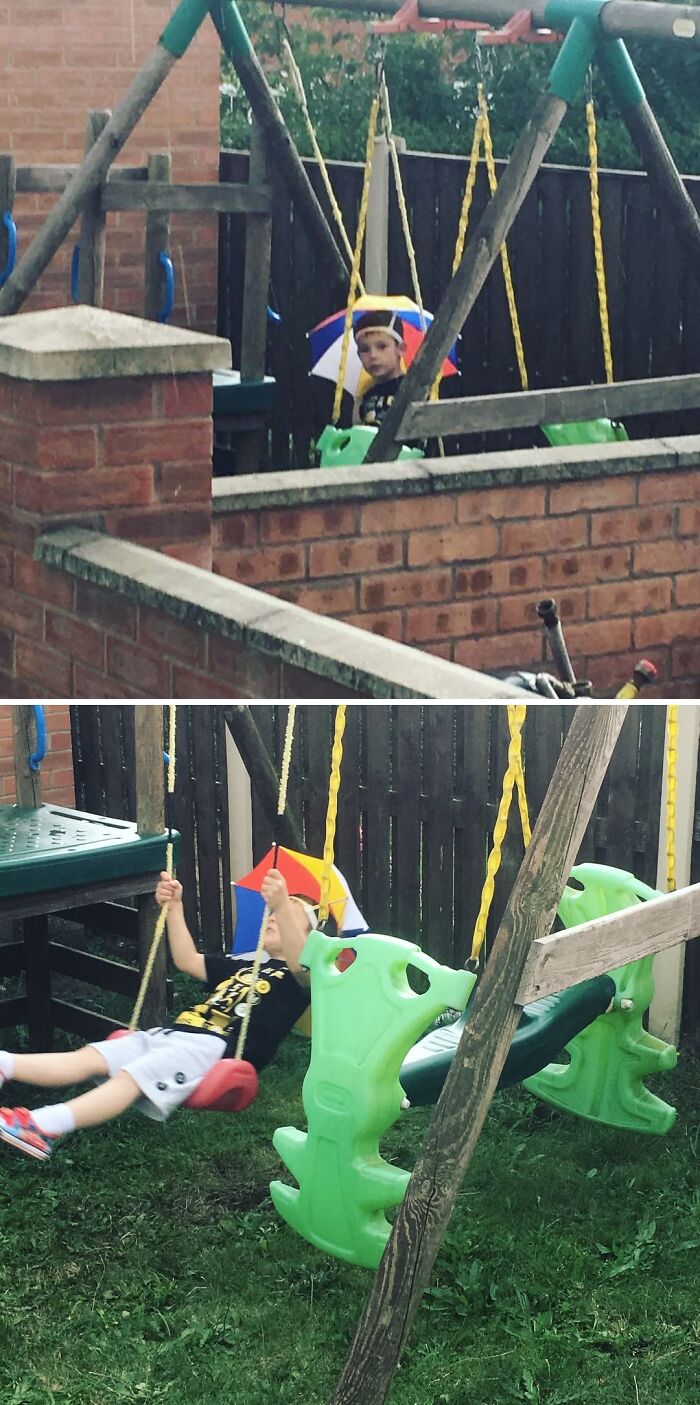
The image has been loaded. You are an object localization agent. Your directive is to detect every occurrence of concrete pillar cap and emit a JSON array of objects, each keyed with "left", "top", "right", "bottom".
[{"left": 0, "top": 305, "right": 231, "bottom": 382}]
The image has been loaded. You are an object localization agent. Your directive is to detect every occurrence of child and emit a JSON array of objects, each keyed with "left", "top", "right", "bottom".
[
  {"left": 0, "top": 868, "right": 314, "bottom": 1161},
  {"left": 352, "top": 309, "right": 407, "bottom": 427}
]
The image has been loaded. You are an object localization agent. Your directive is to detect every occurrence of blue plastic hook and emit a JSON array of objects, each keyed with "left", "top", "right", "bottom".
[
  {"left": 158, "top": 251, "right": 175, "bottom": 323},
  {"left": 70, "top": 244, "right": 81, "bottom": 302},
  {"left": 28, "top": 705, "right": 47, "bottom": 772},
  {"left": 0, "top": 211, "right": 17, "bottom": 289}
]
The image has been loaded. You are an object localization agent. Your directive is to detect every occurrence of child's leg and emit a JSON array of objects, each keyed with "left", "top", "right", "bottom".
[
  {"left": 64, "top": 1070, "right": 141, "bottom": 1129},
  {"left": 0, "top": 1071, "right": 141, "bottom": 1160},
  {"left": 0, "top": 1045, "right": 109, "bottom": 1088}
]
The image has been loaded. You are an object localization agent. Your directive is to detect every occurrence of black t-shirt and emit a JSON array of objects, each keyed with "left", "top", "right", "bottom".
[
  {"left": 168, "top": 954, "right": 310, "bottom": 1072},
  {"left": 357, "top": 375, "right": 404, "bottom": 427}
]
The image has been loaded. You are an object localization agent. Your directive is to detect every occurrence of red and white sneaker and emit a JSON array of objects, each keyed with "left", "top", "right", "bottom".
[{"left": 0, "top": 1107, "right": 58, "bottom": 1161}]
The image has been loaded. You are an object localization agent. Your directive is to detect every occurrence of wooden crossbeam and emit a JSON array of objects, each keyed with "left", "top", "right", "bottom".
[
  {"left": 15, "top": 165, "right": 147, "bottom": 193},
  {"left": 101, "top": 180, "right": 273, "bottom": 214},
  {"left": 402, "top": 372, "right": 700, "bottom": 439},
  {"left": 518, "top": 882, "right": 700, "bottom": 1004}
]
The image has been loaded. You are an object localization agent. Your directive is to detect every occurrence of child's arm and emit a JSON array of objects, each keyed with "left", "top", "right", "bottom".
[
  {"left": 155, "top": 873, "right": 206, "bottom": 980},
  {"left": 261, "top": 869, "right": 311, "bottom": 974}
]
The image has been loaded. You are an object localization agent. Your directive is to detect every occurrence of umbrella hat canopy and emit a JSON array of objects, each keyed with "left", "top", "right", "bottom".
[
  {"left": 309, "top": 293, "right": 459, "bottom": 399},
  {"left": 232, "top": 846, "right": 366, "bottom": 956}
]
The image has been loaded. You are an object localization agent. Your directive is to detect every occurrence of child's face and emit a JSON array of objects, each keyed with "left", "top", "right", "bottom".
[
  {"left": 264, "top": 899, "right": 313, "bottom": 955},
  {"left": 355, "top": 328, "right": 405, "bottom": 382}
]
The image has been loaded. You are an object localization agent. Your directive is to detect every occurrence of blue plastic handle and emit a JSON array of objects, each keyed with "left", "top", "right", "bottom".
[
  {"left": 267, "top": 305, "right": 282, "bottom": 324},
  {"left": 29, "top": 705, "right": 47, "bottom": 772},
  {"left": 70, "top": 244, "right": 81, "bottom": 302},
  {"left": 158, "top": 251, "right": 175, "bottom": 323},
  {"left": 0, "top": 211, "right": 17, "bottom": 289}
]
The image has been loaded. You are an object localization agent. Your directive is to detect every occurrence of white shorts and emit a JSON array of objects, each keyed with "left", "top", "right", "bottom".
[{"left": 90, "top": 1028, "right": 226, "bottom": 1121}]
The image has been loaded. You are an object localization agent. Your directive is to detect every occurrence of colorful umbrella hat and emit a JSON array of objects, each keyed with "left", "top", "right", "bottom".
[
  {"left": 308, "top": 293, "right": 459, "bottom": 399},
  {"left": 231, "top": 845, "right": 367, "bottom": 956}
]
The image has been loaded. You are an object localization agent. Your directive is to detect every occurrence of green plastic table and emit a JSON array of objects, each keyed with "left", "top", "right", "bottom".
[{"left": 0, "top": 804, "right": 178, "bottom": 1051}]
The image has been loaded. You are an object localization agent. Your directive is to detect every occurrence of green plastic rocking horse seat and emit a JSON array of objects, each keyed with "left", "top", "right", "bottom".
[{"left": 271, "top": 929, "right": 473, "bottom": 1269}]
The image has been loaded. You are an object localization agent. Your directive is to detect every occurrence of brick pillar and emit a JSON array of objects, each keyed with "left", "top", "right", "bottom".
[{"left": 0, "top": 305, "right": 230, "bottom": 691}]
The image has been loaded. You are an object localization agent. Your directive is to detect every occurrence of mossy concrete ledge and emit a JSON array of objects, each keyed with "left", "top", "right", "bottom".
[
  {"left": 0, "top": 305, "right": 231, "bottom": 381},
  {"left": 35, "top": 527, "right": 521, "bottom": 700},
  {"left": 213, "top": 435, "right": 700, "bottom": 511}
]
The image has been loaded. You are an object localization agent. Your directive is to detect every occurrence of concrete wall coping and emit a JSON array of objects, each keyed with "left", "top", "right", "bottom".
[
  {"left": 0, "top": 306, "right": 231, "bottom": 382},
  {"left": 214, "top": 435, "right": 700, "bottom": 511},
  {"left": 36, "top": 528, "right": 522, "bottom": 700}
]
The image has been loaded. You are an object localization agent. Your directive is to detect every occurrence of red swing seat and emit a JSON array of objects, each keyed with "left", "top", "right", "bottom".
[{"left": 105, "top": 1030, "right": 259, "bottom": 1113}]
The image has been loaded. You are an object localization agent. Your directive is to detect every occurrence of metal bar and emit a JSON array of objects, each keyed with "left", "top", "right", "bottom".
[{"left": 278, "top": 0, "right": 700, "bottom": 46}]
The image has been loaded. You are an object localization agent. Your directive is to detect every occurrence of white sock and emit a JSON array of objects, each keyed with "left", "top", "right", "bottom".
[
  {"left": 0, "top": 1052, "right": 15, "bottom": 1083},
  {"left": 31, "top": 1105, "right": 77, "bottom": 1138}
]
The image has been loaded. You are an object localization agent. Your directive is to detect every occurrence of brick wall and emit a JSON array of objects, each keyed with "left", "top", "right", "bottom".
[
  {"left": 0, "top": 705, "right": 75, "bottom": 806},
  {"left": 212, "top": 457, "right": 700, "bottom": 695},
  {"left": 3, "top": 1, "right": 221, "bottom": 328},
  {"left": 1, "top": 365, "right": 215, "bottom": 685}
]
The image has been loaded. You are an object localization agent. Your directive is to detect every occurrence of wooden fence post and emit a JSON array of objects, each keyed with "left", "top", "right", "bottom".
[
  {"left": 144, "top": 150, "right": 173, "bottom": 322},
  {"left": 13, "top": 706, "right": 41, "bottom": 809},
  {"left": 330, "top": 704, "right": 627, "bottom": 1405},
  {"left": 134, "top": 706, "right": 168, "bottom": 1027},
  {"left": 224, "top": 706, "right": 304, "bottom": 851},
  {"left": 238, "top": 116, "right": 273, "bottom": 472},
  {"left": 77, "top": 109, "right": 110, "bottom": 306}
]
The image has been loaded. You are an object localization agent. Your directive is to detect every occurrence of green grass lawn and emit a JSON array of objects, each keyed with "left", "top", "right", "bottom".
[{"left": 0, "top": 1035, "right": 698, "bottom": 1405}]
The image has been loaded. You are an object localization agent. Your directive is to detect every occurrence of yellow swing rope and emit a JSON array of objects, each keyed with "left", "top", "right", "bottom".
[
  {"left": 234, "top": 704, "right": 297, "bottom": 1061},
  {"left": 318, "top": 705, "right": 347, "bottom": 925},
  {"left": 478, "top": 84, "right": 529, "bottom": 392},
  {"left": 130, "top": 706, "right": 177, "bottom": 1031},
  {"left": 380, "top": 77, "right": 427, "bottom": 336},
  {"left": 281, "top": 35, "right": 365, "bottom": 294},
  {"left": 586, "top": 95, "right": 615, "bottom": 384},
  {"left": 469, "top": 704, "right": 531, "bottom": 968},
  {"left": 665, "top": 704, "right": 678, "bottom": 894},
  {"left": 332, "top": 81, "right": 382, "bottom": 425}
]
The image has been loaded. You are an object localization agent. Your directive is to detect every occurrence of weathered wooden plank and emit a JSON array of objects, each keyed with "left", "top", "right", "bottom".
[
  {"left": 331, "top": 704, "right": 627, "bottom": 1405},
  {"left": 49, "top": 942, "right": 141, "bottom": 997},
  {"left": 13, "top": 706, "right": 41, "bottom": 808},
  {"left": 60, "top": 902, "right": 139, "bottom": 941},
  {"left": 518, "top": 881, "right": 700, "bottom": 1004},
  {"left": 16, "top": 164, "right": 146, "bottom": 192},
  {"left": 144, "top": 151, "right": 172, "bottom": 322},
  {"left": 393, "top": 706, "right": 423, "bottom": 947},
  {"left": 50, "top": 1000, "right": 124, "bottom": 1042},
  {"left": 101, "top": 181, "right": 273, "bottom": 214},
  {"left": 0, "top": 874, "right": 158, "bottom": 922},
  {"left": 23, "top": 913, "right": 53, "bottom": 1051},
  {"left": 77, "top": 110, "right": 109, "bottom": 307},
  {"left": 402, "top": 370, "right": 700, "bottom": 437}
]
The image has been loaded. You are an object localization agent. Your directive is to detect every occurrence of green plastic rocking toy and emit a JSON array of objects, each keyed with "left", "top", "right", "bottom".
[{"left": 270, "top": 928, "right": 474, "bottom": 1270}]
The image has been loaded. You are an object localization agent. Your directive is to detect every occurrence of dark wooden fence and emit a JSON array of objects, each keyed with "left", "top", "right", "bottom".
[
  {"left": 219, "top": 149, "right": 700, "bottom": 469},
  {"left": 69, "top": 705, "right": 698, "bottom": 1043},
  {"left": 250, "top": 705, "right": 667, "bottom": 963}
]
